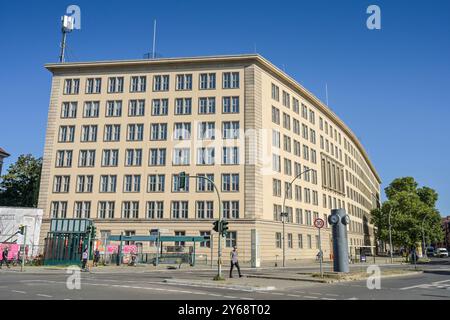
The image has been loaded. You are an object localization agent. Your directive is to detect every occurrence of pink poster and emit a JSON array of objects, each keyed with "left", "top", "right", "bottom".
[
  {"left": 107, "top": 245, "right": 118, "bottom": 253},
  {"left": 0, "top": 244, "right": 20, "bottom": 260}
]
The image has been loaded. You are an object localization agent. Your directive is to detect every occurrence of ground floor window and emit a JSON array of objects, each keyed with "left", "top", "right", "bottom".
[
  {"left": 225, "top": 231, "right": 237, "bottom": 248},
  {"left": 275, "top": 232, "right": 282, "bottom": 248}
]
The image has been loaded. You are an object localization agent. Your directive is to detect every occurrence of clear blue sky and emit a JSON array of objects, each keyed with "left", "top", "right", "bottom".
[{"left": 0, "top": 0, "right": 449, "bottom": 215}]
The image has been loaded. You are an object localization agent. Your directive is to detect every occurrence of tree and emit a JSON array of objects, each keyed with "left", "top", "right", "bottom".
[
  {"left": 372, "top": 177, "right": 443, "bottom": 258},
  {"left": 0, "top": 154, "right": 42, "bottom": 207}
]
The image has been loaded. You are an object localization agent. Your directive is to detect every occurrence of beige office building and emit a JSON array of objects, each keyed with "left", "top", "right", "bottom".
[{"left": 38, "top": 54, "right": 381, "bottom": 264}]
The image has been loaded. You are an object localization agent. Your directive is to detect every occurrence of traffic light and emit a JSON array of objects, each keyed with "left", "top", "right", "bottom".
[
  {"left": 18, "top": 225, "right": 25, "bottom": 235},
  {"left": 86, "top": 225, "right": 92, "bottom": 236},
  {"left": 91, "top": 225, "right": 97, "bottom": 239},
  {"left": 179, "top": 172, "right": 187, "bottom": 190},
  {"left": 221, "top": 220, "right": 229, "bottom": 237},
  {"left": 213, "top": 220, "right": 220, "bottom": 232}
]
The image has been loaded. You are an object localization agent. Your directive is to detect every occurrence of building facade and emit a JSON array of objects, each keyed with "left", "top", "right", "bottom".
[
  {"left": 0, "top": 148, "right": 10, "bottom": 176},
  {"left": 38, "top": 54, "right": 381, "bottom": 263}
]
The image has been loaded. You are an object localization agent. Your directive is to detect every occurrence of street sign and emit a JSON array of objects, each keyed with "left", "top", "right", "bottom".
[{"left": 314, "top": 218, "right": 325, "bottom": 229}]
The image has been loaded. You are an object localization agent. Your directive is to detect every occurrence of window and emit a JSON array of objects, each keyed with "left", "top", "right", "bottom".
[
  {"left": 199, "top": 97, "right": 216, "bottom": 114},
  {"left": 272, "top": 130, "right": 281, "bottom": 148},
  {"left": 61, "top": 102, "right": 77, "bottom": 118},
  {"left": 51, "top": 201, "right": 67, "bottom": 218},
  {"left": 98, "top": 201, "right": 115, "bottom": 219},
  {"left": 198, "top": 122, "right": 215, "bottom": 140},
  {"left": 76, "top": 175, "right": 93, "bottom": 193},
  {"left": 172, "top": 173, "right": 190, "bottom": 192},
  {"left": 102, "top": 149, "right": 119, "bottom": 167},
  {"left": 100, "top": 175, "right": 117, "bottom": 193},
  {"left": 196, "top": 174, "right": 214, "bottom": 192},
  {"left": 153, "top": 75, "right": 169, "bottom": 91},
  {"left": 282, "top": 91, "right": 290, "bottom": 108},
  {"left": 222, "top": 174, "right": 239, "bottom": 192},
  {"left": 222, "top": 121, "right": 240, "bottom": 139},
  {"left": 296, "top": 208, "right": 303, "bottom": 224},
  {"left": 271, "top": 83, "right": 280, "bottom": 101},
  {"left": 225, "top": 231, "right": 237, "bottom": 248},
  {"left": 104, "top": 124, "right": 121, "bottom": 142},
  {"left": 81, "top": 125, "right": 97, "bottom": 142},
  {"left": 273, "top": 204, "right": 282, "bottom": 221},
  {"left": 298, "top": 234, "right": 303, "bottom": 248},
  {"left": 149, "top": 148, "right": 166, "bottom": 166},
  {"left": 222, "top": 96, "right": 239, "bottom": 113},
  {"left": 284, "top": 158, "right": 292, "bottom": 176},
  {"left": 83, "top": 101, "right": 99, "bottom": 117},
  {"left": 147, "top": 174, "right": 165, "bottom": 192},
  {"left": 150, "top": 123, "right": 168, "bottom": 140},
  {"left": 171, "top": 201, "right": 188, "bottom": 219},
  {"left": 173, "top": 148, "right": 190, "bottom": 166},
  {"left": 86, "top": 78, "right": 101, "bottom": 94},
  {"left": 78, "top": 150, "right": 95, "bottom": 167},
  {"left": 284, "top": 182, "right": 292, "bottom": 200},
  {"left": 108, "top": 77, "right": 124, "bottom": 93},
  {"left": 272, "top": 154, "right": 281, "bottom": 172},
  {"left": 199, "top": 73, "right": 216, "bottom": 90},
  {"left": 293, "top": 98, "right": 300, "bottom": 114},
  {"left": 272, "top": 179, "right": 281, "bottom": 197},
  {"left": 315, "top": 235, "right": 320, "bottom": 249},
  {"left": 122, "top": 201, "right": 139, "bottom": 218},
  {"left": 309, "top": 110, "right": 315, "bottom": 125},
  {"left": 283, "top": 135, "right": 291, "bottom": 153},
  {"left": 151, "top": 99, "right": 168, "bottom": 116},
  {"left": 125, "top": 149, "right": 142, "bottom": 166},
  {"left": 53, "top": 175, "right": 70, "bottom": 193},
  {"left": 283, "top": 113, "right": 291, "bottom": 130},
  {"left": 196, "top": 201, "right": 214, "bottom": 219},
  {"left": 222, "top": 201, "right": 239, "bottom": 219},
  {"left": 124, "top": 175, "right": 141, "bottom": 193},
  {"left": 200, "top": 231, "right": 211, "bottom": 248},
  {"left": 272, "top": 106, "right": 280, "bottom": 124},
  {"left": 130, "top": 76, "right": 146, "bottom": 92},
  {"left": 176, "top": 74, "right": 192, "bottom": 90},
  {"left": 127, "top": 124, "right": 144, "bottom": 141},
  {"left": 288, "top": 233, "right": 293, "bottom": 248},
  {"left": 106, "top": 100, "right": 122, "bottom": 117},
  {"left": 301, "top": 104, "right": 308, "bottom": 119},
  {"left": 222, "top": 147, "right": 239, "bottom": 165},
  {"left": 223, "top": 72, "right": 239, "bottom": 89},
  {"left": 128, "top": 100, "right": 145, "bottom": 116},
  {"left": 307, "top": 235, "right": 312, "bottom": 249},
  {"left": 175, "top": 98, "right": 192, "bottom": 115},
  {"left": 55, "top": 150, "right": 72, "bottom": 167},
  {"left": 275, "top": 232, "right": 282, "bottom": 248},
  {"left": 58, "top": 126, "right": 75, "bottom": 142},
  {"left": 293, "top": 119, "right": 300, "bottom": 135},
  {"left": 173, "top": 122, "right": 191, "bottom": 140},
  {"left": 63, "top": 79, "right": 80, "bottom": 95},
  {"left": 147, "top": 201, "right": 163, "bottom": 219},
  {"left": 197, "top": 148, "right": 215, "bottom": 165},
  {"left": 74, "top": 201, "right": 91, "bottom": 218}
]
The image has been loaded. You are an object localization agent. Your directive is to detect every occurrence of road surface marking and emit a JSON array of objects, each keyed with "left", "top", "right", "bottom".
[
  {"left": 240, "top": 297, "right": 255, "bottom": 300},
  {"left": 321, "top": 297, "right": 337, "bottom": 300},
  {"left": 36, "top": 294, "right": 52, "bottom": 298},
  {"left": 11, "top": 290, "right": 26, "bottom": 294},
  {"left": 223, "top": 296, "right": 238, "bottom": 299},
  {"left": 270, "top": 292, "right": 284, "bottom": 295},
  {"left": 303, "top": 296, "right": 318, "bottom": 299},
  {"left": 287, "top": 294, "right": 301, "bottom": 297},
  {"left": 325, "top": 293, "right": 339, "bottom": 297}
]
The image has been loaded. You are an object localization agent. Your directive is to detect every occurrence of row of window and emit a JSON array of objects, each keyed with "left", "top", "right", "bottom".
[
  {"left": 53, "top": 173, "right": 240, "bottom": 194},
  {"left": 63, "top": 72, "right": 240, "bottom": 95},
  {"left": 55, "top": 147, "right": 241, "bottom": 168},
  {"left": 58, "top": 121, "right": 241, "bottom": 143},
  {"left": 50, "top": 200, "right": 240, "bottom": 220},
  {"left": 272, "top": 205, "right": 329, "bottom": 226},
  {"left": 275, "top": 232, "right": 320, "bottom": 250},
  {"left": 60, "top": 97, "right": 240, "bottom": 118},
  {"left": 272, "top": 107, "right": 317, "bottom": 144},
  {"left": 272, "top": 179, "right": 319, "bottom": 205}
]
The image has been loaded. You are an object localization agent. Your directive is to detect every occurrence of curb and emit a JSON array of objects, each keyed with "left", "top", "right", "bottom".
[
  {"left": 245, "top": 274, "right": 328, "bottom": 283},
  {"left": 163, "top": 278, "right": 276, "bottom": 291}
]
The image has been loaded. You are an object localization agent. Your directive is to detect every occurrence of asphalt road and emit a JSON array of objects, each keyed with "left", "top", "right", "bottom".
[{"left": 0, "top": 258, "right": 449, "bottom": 300}]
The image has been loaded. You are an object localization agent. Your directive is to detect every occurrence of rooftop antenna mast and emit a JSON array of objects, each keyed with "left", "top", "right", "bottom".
[
  {"left": 152, "top": 19, "right": 157, "bottom": 59},
  {"left": 59, "top": 15, "right": 75, "bottom": 63}
]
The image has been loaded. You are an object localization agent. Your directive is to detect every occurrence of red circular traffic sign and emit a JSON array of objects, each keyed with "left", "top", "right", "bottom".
[{"left": 314, "top": 218, "right": 325, "bottom": 229}]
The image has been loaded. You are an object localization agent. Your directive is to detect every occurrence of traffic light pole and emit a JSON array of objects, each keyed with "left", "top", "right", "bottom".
[
  {"left": 184, "top": 174, "right": 223, "bottom": 280},
  {"left": 21, "top": 226, "right": 27, "bottom": 272}
]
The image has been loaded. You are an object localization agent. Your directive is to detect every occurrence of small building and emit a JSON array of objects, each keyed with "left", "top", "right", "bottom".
[
  {"left": 0, "top": 148, "right": 10, "bottom": 176},
  {"left": 439, "top": 216, "right": 450, "bottom": 249}
]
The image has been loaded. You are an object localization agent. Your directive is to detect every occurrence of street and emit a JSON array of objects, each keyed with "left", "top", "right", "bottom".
[{"left": 1, "top": 258, "right": 449, "bottom": 300}]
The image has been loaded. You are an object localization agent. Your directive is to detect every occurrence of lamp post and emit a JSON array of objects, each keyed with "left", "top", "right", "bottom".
[
  {"left": 281, "top": 168, "right": 312, "bottom": 267},
  {"left": 387, "top": 207, "right": 394, "bottom": 263}
]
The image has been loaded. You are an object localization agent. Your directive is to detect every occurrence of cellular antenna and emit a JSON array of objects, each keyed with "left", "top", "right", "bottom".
[
  {"left": 59, "top": 15, "right": 74, "bottom": 63},
  {"left": 152, "top": 20, "right": 157, "bottom": 59}
]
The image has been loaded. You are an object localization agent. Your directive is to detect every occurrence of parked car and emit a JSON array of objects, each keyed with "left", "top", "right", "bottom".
[
  {"left": 435, "top": 248, "right": 449, "bottom": 258},
  {"left": 426, "top": 247, "right": 435, "bottom": 257}
]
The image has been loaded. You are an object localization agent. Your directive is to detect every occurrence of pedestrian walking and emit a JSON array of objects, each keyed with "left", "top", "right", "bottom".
[
  {"left": 81, "top": 248, "right": 88, "bottom": 271},
  {"left": 93, "top": 249, "right": 100, "bottom": 267},
  {"left": 229, "top": 246, "right": 242, "bottom": 278},
  {"left": 0, "top": 247, "right": 10, "bottom": 269}
]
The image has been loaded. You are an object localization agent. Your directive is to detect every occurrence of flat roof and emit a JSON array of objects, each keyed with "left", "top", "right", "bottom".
[{"left": 46, "top": 54, "right": 381, "bottom": 184}]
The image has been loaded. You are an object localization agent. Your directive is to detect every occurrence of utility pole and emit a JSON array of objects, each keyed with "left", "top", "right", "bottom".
[
  {"left": 21, "top": 226, "right": 27, "bottom": 272},
  {"left": 281, "top": 169, "right": 312, "bottom": 267}
]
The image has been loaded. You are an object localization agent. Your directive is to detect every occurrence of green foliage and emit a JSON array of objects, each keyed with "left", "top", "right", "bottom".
[
  {"left": 0, "top": 154, "right": 42, "bottom": 207},
  {"left": 372, "top": 177, "right": 443, "bottom": 249}
]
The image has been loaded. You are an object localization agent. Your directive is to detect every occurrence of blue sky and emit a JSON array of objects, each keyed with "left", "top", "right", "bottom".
[{"left": 0, "top": 0, "right": 449, "bottom": 215}]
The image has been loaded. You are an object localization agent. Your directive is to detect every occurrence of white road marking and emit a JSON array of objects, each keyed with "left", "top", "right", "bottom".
[
  {"left": 11, "top": 290, "right": 26, "bottom": 294},
  {"left": 223, "top": 296, "right": 238, "bottom": 299},
  {"left": 287, "top": 294, "right": 301, "bottom": 297},
  {"left": 321, "top": 297, "right": 337, "bottom": 300},
  {"left": 303, "top": 296, "right": 318, "bottom": 299},
  {"left": 36, "top": 294, "right": 52, "bottom": 298},
  {"left": 325, "top": 293, "right": 339, "bottom": 297}
]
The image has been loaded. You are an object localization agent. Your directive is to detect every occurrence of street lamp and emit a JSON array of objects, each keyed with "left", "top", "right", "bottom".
[
  {"left": 281, "top": 168, "right": 312, "bottom": 268},
  {"left": 370, "top": 192, "right": 394, "bottom": 263}
]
